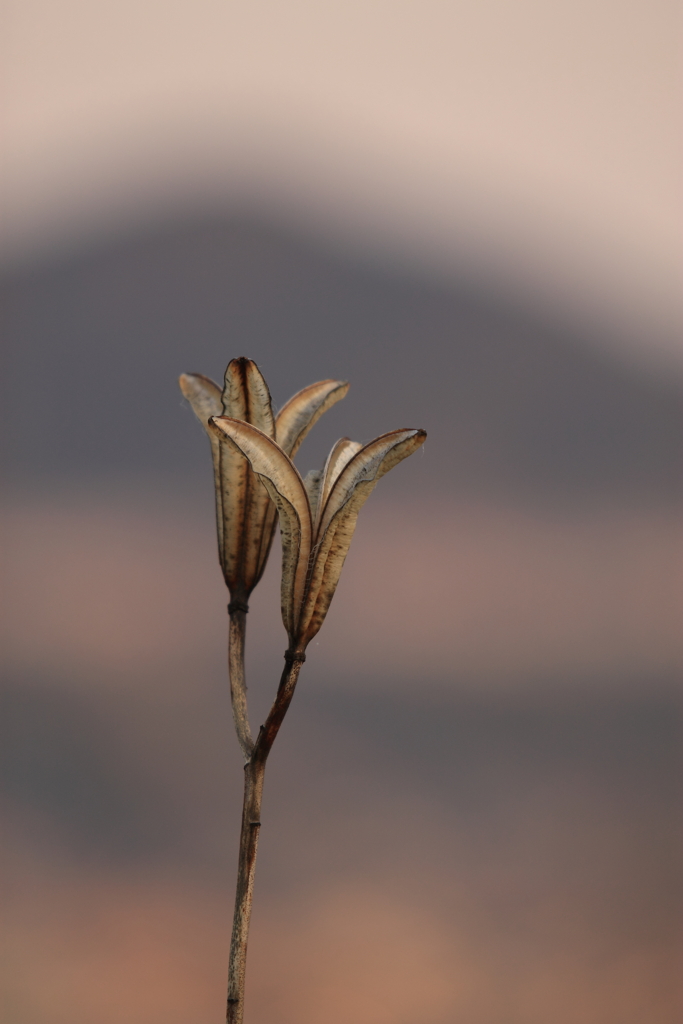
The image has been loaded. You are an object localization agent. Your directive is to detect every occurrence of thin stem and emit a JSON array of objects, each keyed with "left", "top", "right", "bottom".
[
  {"left": 228, "top": 608, "right": 254, "bottom": 760},
  {"left": 226, "top": 759, "right": 264, "bottom": 1024},
  {"left": 226, "top": 652, "right": 305, "bottom": 1024}
]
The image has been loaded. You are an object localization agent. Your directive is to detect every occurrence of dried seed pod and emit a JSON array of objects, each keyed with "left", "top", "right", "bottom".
[
  {"left": 180, "top": 359, "right": 347, "bottom": 605},
  {"left": 209, "top": 416, "right": 427, "bottom": 648}
]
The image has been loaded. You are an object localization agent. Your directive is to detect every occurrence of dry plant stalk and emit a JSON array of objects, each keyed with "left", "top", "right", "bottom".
[{"left": 180, "top": 358, "right": 426, "bottom": 1023}]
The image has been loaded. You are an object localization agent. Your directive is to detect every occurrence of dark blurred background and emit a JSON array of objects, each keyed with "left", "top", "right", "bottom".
[{"left": 2, "top": 4, "right": 681, "bottom": 1023}]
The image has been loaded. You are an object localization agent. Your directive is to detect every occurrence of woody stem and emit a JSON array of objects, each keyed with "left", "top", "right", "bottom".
[
  {"left": 228, "top": 606, "right": 254, "bottom": 760},
  {"left": 226, "top": 651, "right": 306, "bottom": 1024}
]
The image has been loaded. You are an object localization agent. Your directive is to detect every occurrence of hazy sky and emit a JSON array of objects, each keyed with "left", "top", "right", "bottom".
[
  {"left": 4, "top": 0, "right": 681, "bottom": 367},
  {"left": 3, "top": 9, "right": 680, "bottom": 1018}
]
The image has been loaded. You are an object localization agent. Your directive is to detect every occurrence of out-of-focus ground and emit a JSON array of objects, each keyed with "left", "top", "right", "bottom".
[
  {"left": 2, "top": 215, "right": 681, "bottom": 1023},
  {"left": 2, "top": 676, "right": 680, "bottom": 1024}
]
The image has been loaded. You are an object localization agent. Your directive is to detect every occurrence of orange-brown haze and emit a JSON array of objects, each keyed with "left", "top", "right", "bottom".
[
  {"left": 2, "top": 3, "right": 682, "bottom": 1021},
  {"left": 3, "top": 490, "right": 681, "bottom": 690},
  {"left": 3, "top": 480, "right": 680, "bottom": 1022}
]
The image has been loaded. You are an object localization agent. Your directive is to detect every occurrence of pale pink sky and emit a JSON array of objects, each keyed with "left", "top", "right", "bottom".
[{"left": 4, "top": 0, "right": 681, "bottom": 368}]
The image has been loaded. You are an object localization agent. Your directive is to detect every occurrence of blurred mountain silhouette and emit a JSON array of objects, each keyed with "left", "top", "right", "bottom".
[{"left": 3, "top": 213, "right": 681, "bottom": 503}]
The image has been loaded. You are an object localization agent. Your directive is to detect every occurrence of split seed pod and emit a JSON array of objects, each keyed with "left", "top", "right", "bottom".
[
  {"left": 179, "top": 358, "right": 348, "bottom": 606},
  {"left": 208, "top": 418, "right": 427, "bottom": 649}
]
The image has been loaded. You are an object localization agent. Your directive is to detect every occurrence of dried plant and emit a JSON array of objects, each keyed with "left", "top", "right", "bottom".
[{"left": 180, "top": 358, "right": 426, "bottom": 1023}]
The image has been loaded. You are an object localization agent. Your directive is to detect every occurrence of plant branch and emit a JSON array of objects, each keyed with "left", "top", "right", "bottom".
[
  {"left": 226, "top": 652, "right": 305, "bottom": 1024},
  {"left": 252, "top": 650, "right": 305, "bottom": 766},
  {"left": 228, "top": 606, "right": 254, "bottom": 760}
]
